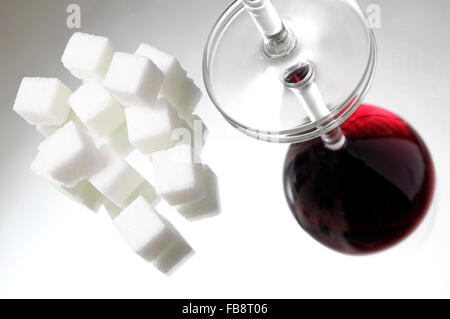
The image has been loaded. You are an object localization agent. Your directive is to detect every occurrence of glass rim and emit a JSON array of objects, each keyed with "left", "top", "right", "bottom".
[{"left": 202, "top": 0, "right": 378, "bottom": 144}]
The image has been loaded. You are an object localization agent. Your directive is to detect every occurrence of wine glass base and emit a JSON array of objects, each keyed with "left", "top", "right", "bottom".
[{"left": 203, "top": 0, "right": 376, "bottom": 143}]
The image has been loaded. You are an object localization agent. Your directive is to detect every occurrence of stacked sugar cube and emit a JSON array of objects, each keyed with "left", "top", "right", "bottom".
[{"left": 13, "top": 32, "right": 216, "bottom": 272}]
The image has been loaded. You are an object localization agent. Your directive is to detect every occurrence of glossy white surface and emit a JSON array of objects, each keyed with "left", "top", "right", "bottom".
[{"left": 0, "top": 0, "right": 449, "bottom": 298}]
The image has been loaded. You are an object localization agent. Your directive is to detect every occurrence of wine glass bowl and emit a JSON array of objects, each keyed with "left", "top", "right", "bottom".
[{"left": 283, "top": 104, "right": 436, "bottom": 254}]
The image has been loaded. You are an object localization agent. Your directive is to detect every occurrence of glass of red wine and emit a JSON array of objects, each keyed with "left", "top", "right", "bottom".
[{"left": 203, "top": 0, "right": 435, "bottom": 254}]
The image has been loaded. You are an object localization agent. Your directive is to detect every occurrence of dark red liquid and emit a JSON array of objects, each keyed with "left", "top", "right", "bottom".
[
  {"left": 285, "top": 65, "right": 310, "bottom": 84},
  {"left": 283, "top": 105, "right": 435, "bottom": 254}
]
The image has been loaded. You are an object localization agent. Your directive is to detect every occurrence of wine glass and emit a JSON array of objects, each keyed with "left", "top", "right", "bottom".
[{"left": 203, "top": 0, "right": 435, "bottom": 254}]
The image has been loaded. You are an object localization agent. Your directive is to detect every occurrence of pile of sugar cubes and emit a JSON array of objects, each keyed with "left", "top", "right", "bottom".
[{"left": 13, "top": 32, "right": 217, "bottom": 273}]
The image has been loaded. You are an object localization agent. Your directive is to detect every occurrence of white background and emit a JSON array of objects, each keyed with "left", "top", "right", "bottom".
[{"left": 0, "top": 0, "right": 450, "bottom": 298}]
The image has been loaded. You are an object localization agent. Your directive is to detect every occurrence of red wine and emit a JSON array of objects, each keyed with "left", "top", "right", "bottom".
[
  {"left": 283, "top": 105, "right": 435, "bottom": 254},
  {"left": 285, "top": 64, "right": 310, "bottom": 84}
]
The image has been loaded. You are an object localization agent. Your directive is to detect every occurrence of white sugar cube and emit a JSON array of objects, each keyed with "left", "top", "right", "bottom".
[
  {"left": 114, "top": 196, "right": 177, "bottom": 261},
  {"left": 171, "top": 77, "right": 202, "bottom": 118},
  {"left": 125, "top": 98, "right": 182, "bottom": 154},
  {"left": 103, "top": 198, "right": 122, "bottom": 219},
  {"left": 104, "top": 181, "right": 160, "bottom": 219},
  {"left": 135, "top": 43, "right": 186, "bottom": 101},
  {"left": 60, "top": 181, "right": 104, "bottom": 212},
  {"left": 30, "top": 152, "right": 51, "bottom": 181},
  {"left": 151, "top": 144, "right": 205, "bottom": 205},
  {"left": 36, "top": 111, "right": 106, "bottom": 147},
  {"left": 61, "top": 32, "right": 114, "bottom": 81},
  {"left": 175, "top": 116, "right": 208, "bottom": 154},
  {"left": 104, "top": 52, "right": 164, "bottom": 107},
  {"left": 69, "top": 82, "right": 125, "bottom": 136},
  {"left": 122, "top": 181, "right": 160, "bottom": 209},
  {"left": 31, "top": 152, "right": 103, "bottom": 212},
  {"left": 13, "top": 77, "right": 71, "bottom": 126},
  {"left": 176, "top": 165, "right": 220, "bottom": 220},
  {"left": 153, "top": 237, "right": 193, "bottom": 274},
  {"left": 89, "top": 145, "right": 144, "bottom": 208},
  {"left": 38, "top": 121, "right": 103, "bottom": 187},
  {"left": 36, "top": 123, "right": 63, "bottom": 137},
  {"left": 103, "top": 122, "right": 134, "bottom": 156},
  {"left": 36, "top": 111, "right": 86, "bottom": 137}
]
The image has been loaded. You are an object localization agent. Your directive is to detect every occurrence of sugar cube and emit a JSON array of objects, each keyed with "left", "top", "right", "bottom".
[
  {"left": 103, "top": 52, "right": 164, "bottom": 107},
  {"left": 176, "top": 165, "right": 220, "bottom": 220},
  {"left": 69, "top": 82, "right": 125, "bottom": 136},
  {"left": 135, "top": 43, "right": 186, "bottom": 101},
  {"left": 36, "top": 110, "right": 86, "bottom": 137},
  {"left": 30, "top": 152, "right": 103, "bottom": 212},
  {"left": 151, "top": 144, "right": 205, "bottom": 205},
  {"left": 174, "top": 116, "right": 208, "bottom": 154},
  {"left": 89, "top": 145, "right": 144, "bottom": 208},
  {"left": 38, "top": 121, "right": 103, "bottom": 187},
  {"left": 114, "top": 196, "right": 177, "bottom": 261},
  {"left": 171, "top": 77, "right": 202, "bottom": 118},
  {"left": 122, "top": 181, "right": 160, "bottom": 209},
  {"left": 103, "top": 198, "right": 122, "bottom": 219},
  {"left": 13, "top": 77, "right": 71, "bottom": 126},
  {"left": 103, "top": 122, "right": 134, "bottom": 156},
  {"left": 103, "top": 181, "right": 160, "bottom": 219},
  {"left": 61, "top": 32, "right": 114, "bottom": 81},
  {"left": 125, "top": 98, "right": 182, "bottom": 154},
  {"left": 153, "top": 236, "right": 193, "bottom": 274},
  {"left": 36, "top": 123, "right": 63, "bottom": 137},
  {"left": 60, "top": 181, "right": 104, "bottom": 212},
  {"left": 30, "top": 151, "right": 58, "bottom": 184}
]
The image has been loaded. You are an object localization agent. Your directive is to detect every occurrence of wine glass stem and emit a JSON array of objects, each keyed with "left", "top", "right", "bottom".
[
  {"left": 321, "top": 128, "right": 346, "bottom": 151},
  {"left": 242, "top": 0, "right": 284, "bottom": 37},
  {"left": 292, "top": 82, "right": 347, "bottom": 150},
  {"left": 241, "top": 0, "right": 297, "bottom": 59},
  {"left": 282, "top": 62, "right": 347, "bottom": 151}
]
